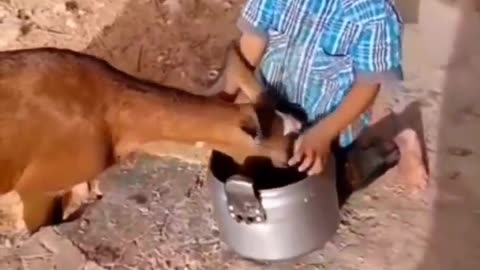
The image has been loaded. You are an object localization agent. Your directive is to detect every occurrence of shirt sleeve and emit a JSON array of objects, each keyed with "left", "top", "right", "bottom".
[
  {"left": 236, "top": 0, "right": 276, "bottom": 38},
  {"left": 349, "top": 4, "right": 404, "bottom": 84}
]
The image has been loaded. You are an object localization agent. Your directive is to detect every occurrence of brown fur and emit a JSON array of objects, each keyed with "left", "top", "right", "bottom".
[{"left": 0, "top": 47, "right": 295, "bottom": 238}]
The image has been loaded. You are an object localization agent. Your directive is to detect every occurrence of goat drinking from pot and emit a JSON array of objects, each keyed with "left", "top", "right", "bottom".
[{"left": 0, "top": 44, "right": 300, "bottom": 240}]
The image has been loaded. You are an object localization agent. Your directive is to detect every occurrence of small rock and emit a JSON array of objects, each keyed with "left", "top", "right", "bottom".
[
  {"left": 207, "top": 69, "right": 219, "bottom": 80},
  {"left": 389, "top": 213, "right": 400, "bottom": 220},
  {"left": 80, "top": 219, "right": 90, "bottom": 229},
  {"left": 138, "top": 207, "right": 149, "bottom": 214},
  {"left": 65, "top": 18, "right": 77, "bottom": 28},
  {"left": 157, "top": 54, "right": 166, "bottom": 63},
  {"left": 363, "top": 194, "right": 373, "bottom": 201}
]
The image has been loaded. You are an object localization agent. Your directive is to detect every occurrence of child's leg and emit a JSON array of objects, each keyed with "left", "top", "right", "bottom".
[
  {"left": 372, "top": 86, "right": 429, "bottom": 193},
  {"left": 333, "top": 137, "right": 400, "bottom": 195},
  {"left": 392, "top": 128, "right": 428, "bottom": 193},
  {"left": 335, "top": 128, "right": 428, "bottom": 195}
]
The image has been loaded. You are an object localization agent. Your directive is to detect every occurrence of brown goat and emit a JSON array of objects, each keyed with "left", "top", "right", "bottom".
[{"left": 0, "top": 46, "right": 299, "bottom": 240}]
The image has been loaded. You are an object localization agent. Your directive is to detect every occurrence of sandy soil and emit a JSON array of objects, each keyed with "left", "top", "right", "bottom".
[{"left": 0, "top": 0, "right": 479, "bottom": 269}]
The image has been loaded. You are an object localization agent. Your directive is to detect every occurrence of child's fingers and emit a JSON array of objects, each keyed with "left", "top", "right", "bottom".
[
  {"left": 308, "top": 155, "right": 323, "bottom": 176},
  {"left": 288, "top": 151, "right": 302, "bottom": 166},
  {"left": 298, "top": 149, "right": 315, "bottom": 172},
  {"left": 288, "top": 137, "right": 304, "bottom": 166}
]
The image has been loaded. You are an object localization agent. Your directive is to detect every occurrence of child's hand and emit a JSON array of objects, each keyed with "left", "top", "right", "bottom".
[{"left": 287, "top": 122, "right": 335, "bottom": 176}]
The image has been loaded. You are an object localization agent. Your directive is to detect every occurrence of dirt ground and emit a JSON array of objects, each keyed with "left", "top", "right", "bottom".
[{"left": 0, "top": 0, "right": 479, "bottom": 269}]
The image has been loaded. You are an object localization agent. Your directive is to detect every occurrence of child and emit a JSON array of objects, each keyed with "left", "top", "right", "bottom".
[{"left": 221, "top": 0, "right": 427, "bottom": 192}]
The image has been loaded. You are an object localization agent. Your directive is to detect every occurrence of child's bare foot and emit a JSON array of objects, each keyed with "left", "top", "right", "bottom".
[{"left": 393, "top": 129, "right": 429, "bottom": 194}]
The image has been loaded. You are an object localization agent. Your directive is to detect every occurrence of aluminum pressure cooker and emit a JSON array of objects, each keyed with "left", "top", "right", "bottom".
[{"left": 208, "top": 151, "right": 340, "bottom": 262}]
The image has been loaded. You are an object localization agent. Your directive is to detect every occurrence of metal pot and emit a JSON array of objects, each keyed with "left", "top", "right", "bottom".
[{"left": 208, "top": 151, "right": 340, "bottom": 262}]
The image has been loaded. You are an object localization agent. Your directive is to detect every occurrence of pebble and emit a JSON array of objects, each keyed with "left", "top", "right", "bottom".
[
  {"left": 80, "top": 219, "right": 90, "bottom": 229},
  {"left": 65, "top": 18, "right": 77, "bottom": 29},
  {"left": 363, "top": 193, "right": 380, "bottom": 201},
  {"left": 138, "top": 207, "right": 150, "bottom": 214},
  {"left": 157, "top": 54, "right": 166, "bottom": 63},
  {"left": 389, "top": 213, "right": 400, "bottom": 220},
  {"left": 207, "top": 69, "right": 219, "bottom": 80}
]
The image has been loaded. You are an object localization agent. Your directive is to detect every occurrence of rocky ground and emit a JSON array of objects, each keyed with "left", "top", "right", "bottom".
[{"left": 0, "top": 0, "right": 479, "bottom": 269}]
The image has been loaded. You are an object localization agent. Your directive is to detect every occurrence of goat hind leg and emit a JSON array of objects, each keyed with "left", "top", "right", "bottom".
[{"left": 0, "top": 190, "right": 29, "bottom": 245}]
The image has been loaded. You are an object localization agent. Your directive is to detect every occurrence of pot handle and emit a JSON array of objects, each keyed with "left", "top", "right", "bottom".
[{"left": 224, "top": 174, "right": 267, "bottom": 224}]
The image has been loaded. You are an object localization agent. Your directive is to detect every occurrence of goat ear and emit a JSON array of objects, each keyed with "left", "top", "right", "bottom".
[
  {"left": 275, "top": 111, "right": 303, "bottom": 135},
  {"left": 225, "top": 41, "right": 263, "bottom": 104},
  {"left": 239, "top": 105, "right": 264, "bottom": 143}
]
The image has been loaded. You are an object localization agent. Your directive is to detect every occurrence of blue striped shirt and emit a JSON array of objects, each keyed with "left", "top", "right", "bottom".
[{"left": 237, "top": 0, "right": 404, "bottom": 147}]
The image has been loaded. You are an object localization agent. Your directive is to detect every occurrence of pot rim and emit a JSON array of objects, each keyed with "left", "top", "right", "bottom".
[
  {"left": 208, "top": 152, "right": 335, "bottom": 197},
  {"left": 210, "top": 169, "right": 334, "bottom": 198}
]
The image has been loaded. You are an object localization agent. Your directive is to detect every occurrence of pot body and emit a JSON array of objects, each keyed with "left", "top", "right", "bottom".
[{"left": 208, "top": 158, "right": 340, "bottom": 262}]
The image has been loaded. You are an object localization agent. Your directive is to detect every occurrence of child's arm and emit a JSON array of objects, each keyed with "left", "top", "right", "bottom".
[
  {"left": 288, "top": 82, "right": 380, "bottom": 175},
  {"left": 311, "top": 82, "right": 380, "bottom": 140}
]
